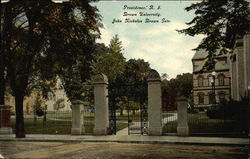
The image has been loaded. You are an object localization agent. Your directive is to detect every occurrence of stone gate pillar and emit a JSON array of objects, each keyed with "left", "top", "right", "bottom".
[
  {"left": 176, "top": 96, "right": 189, "bottom": 136},
  {"left": 93, "top": 74, "right": 109, "bottom": 135},
  {"left": 71, "top": 100, "right": 85, "bottom": 135},
  {"left": 147, "top": 69, "right": 162, "bottom": 136}
]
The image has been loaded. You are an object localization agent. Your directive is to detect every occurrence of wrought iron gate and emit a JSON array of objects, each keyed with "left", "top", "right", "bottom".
[
  {"left": 108, "top": 100, "right": 116, "bottom": 135},
  {"left": 127, "top": 100, "right": 148, "bottom": 135},
  {"left": 108, "top": 83, "right": 148, "bottom": 135}
]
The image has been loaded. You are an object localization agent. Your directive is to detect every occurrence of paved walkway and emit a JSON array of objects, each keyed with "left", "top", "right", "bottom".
[
  {"left": 116, "top": 113, "right": 178, "bottom": 136},
  {"left": 0, "top": 134, "right": 248, "bottom": 146}
]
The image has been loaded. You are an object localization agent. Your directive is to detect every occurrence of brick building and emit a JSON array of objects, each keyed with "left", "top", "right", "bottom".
[{"left": 192, "top": 49, "right": 231, "bottom": 108}]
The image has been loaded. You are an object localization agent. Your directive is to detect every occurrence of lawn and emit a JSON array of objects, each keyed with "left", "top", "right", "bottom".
[{"left": 11, "top": 118, "right": 128, "bottom": 135}]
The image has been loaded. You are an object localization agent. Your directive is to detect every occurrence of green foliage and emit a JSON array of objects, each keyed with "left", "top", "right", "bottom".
[
  {"left": 60, "top": 65, "right": 85, "bottom": 101},
  {"left": 108, "top": 58, "right": 151, "bottom": 113},
  {"left": 207, "top": 98, "right": 249, "bottom": 120},
  {"left": 206, "top": 98, "right": 249, "bottom": 133},
  {"left": 34, "top": 94, "right": 44, "bottom": 116},
  {"left": 34, "top": 95, "right": 43, "bottom": 111},
  {"left": 1, "top": 0, "right": 102, "bottom": 137},
  {"left": 53, "top": 98, "right": 65, "bottom": 111},
  {"left": 94, "top": 35, "right": 126, "bottom": 81},
  {"left": 178, "top": 0, "right": 250, "bottom": 70},
  {"left": 162, "top": 73, "right": 193, "bottom": 98}
]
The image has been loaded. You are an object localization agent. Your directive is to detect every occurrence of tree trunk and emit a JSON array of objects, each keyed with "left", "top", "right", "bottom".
[
  {"left": 0, "top": 2, "right": 13, "bottom": 105},
  {"left": 132, "top": 109, "right": 136, "bottom": 115},
  {"left": 0, "top": 80, "right": 5, "bottom": 105},
  {"left": 120, "top": 108, "right": 123, "bottom": 116},
  {"left": 15, "top": 94, "right": 25, "bottom": 138}
]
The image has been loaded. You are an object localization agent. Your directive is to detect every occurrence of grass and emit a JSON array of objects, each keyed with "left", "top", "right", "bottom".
[
  {"left": 162, "top": 112, "right": 248, "bottom": 137},
  {"left": 116, "top": 122, "right": 129, "bottom": 131},
  {"left": 11, "top": 118, "right": 128, "bottom": 135}
]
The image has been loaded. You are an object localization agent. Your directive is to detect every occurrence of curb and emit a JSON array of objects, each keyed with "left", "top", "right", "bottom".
[{"left": 0, "top": 137, "right": 249, "bottom": 146}]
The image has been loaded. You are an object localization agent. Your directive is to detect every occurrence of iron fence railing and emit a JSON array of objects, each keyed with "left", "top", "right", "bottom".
[{"left": 11, "top": 110, "right": 72, "bottom": 134}]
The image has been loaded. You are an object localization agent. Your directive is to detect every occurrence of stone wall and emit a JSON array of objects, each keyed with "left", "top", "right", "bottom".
[{"left": 230, "top": 33, "right": 250, "bottom": 100}]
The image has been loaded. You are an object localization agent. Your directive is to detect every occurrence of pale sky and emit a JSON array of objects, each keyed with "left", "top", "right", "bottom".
[{"left": 92, "top": 1, "right": 204, "bottom": 79}]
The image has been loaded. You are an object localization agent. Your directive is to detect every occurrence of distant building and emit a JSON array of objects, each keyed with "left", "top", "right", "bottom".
[
  {"left": 5, "top": 78, "right": 71, "bottom": 114},
  {"left": 192, "top": 49, "right": 231, "bottom": 108},
  {"left": 5, "top": 93, "right": 43, "bottom": 115},
  {"left": 230, "top": 33, "right": 250, "bottom": 100},
  {"left": 45, "top": 78, "right": 71, "bottom": 111}
]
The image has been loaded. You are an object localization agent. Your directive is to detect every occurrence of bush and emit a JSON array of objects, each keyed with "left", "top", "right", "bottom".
[
  {"left": 206, "top": 105, "right": 222, "bottom": 119},
  {"left": 206, "top": 98, "right": 249, "bottom": 133},
  {"left": 207, "top": 99, "right": 249, "bottom": 120}
]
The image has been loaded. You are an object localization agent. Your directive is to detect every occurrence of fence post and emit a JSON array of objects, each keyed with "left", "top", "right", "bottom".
[
  {"left": 176, "top": 96, "right": 189, "bottom": 136},
  {"left": 93, "top": 74, "right": 109, "bottom": 135},
  {"left": 0, "top": 105, "right": 13, "bottom": 134},
  {"left": 147, "top": 69, "right": 162, "bottom": 136},
  {"left": 71, "top": 100, "right": 85, "bottom": 135}
]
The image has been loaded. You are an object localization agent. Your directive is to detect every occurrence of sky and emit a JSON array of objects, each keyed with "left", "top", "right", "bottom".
[{"left": 92, "top": 1, "right": 204, "bottom": 79}]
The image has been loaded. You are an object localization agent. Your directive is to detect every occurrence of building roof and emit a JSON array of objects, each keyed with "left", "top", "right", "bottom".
[
  {"left": 193, "top": 59, "right": 229, "bottom": 73},
  {"left": 192, "top": 49, "right": 229, "bottom": 73},
  {"left": 192, "top": 49, "right": 228, "bottom": 60}
]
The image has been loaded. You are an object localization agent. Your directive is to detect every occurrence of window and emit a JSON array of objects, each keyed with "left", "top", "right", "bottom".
[
  {"left": 208, "top": 93, "right": 213, "bottom": 104},
  {"left": 198, "top": 93, "right": 205, "bottom": 104},
  {"left": 218, "top": 74, "right": 225, "bottom": 86},
  {"left": 219, "top": 92, "right": 226, "bottom": 103},
  {"left": 198, "top": 76, "right": 204, "bottom": 87}
]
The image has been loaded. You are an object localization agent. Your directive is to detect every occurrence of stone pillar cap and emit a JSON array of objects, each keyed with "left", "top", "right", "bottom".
[
  {"left": 93, "top": 73, "right": 108, "bottom": 84},
  {"left": 71, "top": 100, "right": 86, "bottom": 105},
  {"left": 147, "top": 69, "right": 161, "bottom": 82},
  {"left": 176, "top": 96, "right": 188, "bottom": 102}
]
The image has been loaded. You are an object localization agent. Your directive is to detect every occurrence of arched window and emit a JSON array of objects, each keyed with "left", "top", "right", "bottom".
[
  {"left": 197, "top": 76, "right": 204, "bottom": 87},
  {"left": 219, "top": 92, "right": 226, "bottom": 102},
  {"left": 218, "top": 74, "right": 225, "bottom": 86},
  {"left": 198, "top": 93, "right": 205, "bottom": 104}
]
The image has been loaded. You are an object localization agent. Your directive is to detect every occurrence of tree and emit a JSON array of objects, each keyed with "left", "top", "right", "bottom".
[
  {"left": 94, "top": 35, "right": 126, "bottom": 81},
  {"left": 162, "top": 73, "right": 193, "bottom": 99},
  {"left": 178, "top": 0, "right": 249, "bottom": 70},
  {"left": 0, "top": 1, "right": 21, "bottom": 105},
  {"left": 109, "top": 58, "right": 151, "bottom": 115},
  {"left": 33, "top": 94, "right": 44, "bottom": 124},
  {"left": 0, "top": 0, "right": 101, "bottom": 138},
  {"left": 53, "top": 98, "right": 65, "bottom": 111}
]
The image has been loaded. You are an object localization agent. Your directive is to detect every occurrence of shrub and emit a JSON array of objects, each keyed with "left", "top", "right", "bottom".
[
  {"left": 207, "top": 99, "right": 249, "bottom": 118},
  {"left": 206, "top": 98, "right": 249, "bottom": 133}
]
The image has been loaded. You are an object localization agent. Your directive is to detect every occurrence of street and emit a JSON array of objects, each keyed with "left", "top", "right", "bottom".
[{"left": 0, "top": 141, "right": 248, "bottom": 159}]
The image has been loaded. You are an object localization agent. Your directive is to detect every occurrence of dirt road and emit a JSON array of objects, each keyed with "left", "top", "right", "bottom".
[{"left": 0, "top": 141, "right": 248, "bottom": 159}]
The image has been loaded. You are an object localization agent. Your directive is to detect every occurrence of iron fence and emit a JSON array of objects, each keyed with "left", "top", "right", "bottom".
[
  {"left": 162, "top": 106, "right": 177, "bottom": 135},
  {"left": 11, "top": 110, "right": 72, "bottom": 134},
  {"left": 162, "top": 94, "right": 249, "bottom": 137},
  {"left": 83, "top": 107, "right": 94, "bottom": 135},
  {"left": 188, "top": 104, "right": 249, "bottom": 137}
]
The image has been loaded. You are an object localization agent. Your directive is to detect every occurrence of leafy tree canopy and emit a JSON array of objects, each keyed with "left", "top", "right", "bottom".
[
  {"left": 0, "top": 0, "right": 102, "bottom": 137},
  {"left": 93, "top": 35, "right": 126, "bottom": 81},
  {"left": 162, "top": 73, "right": 193, "bottom": 98},
  {"left": 178, "top": 0, "right": 249, "bottom": 70}
]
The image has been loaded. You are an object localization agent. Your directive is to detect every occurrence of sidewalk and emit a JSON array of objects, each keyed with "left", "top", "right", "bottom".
[{"left": 0, "top": 134, "right": 249, "bottom": 146}]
